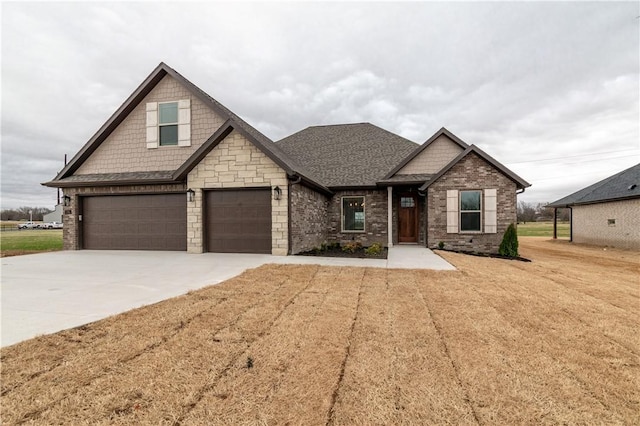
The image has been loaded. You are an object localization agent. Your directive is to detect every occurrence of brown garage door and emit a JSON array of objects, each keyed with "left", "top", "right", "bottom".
[
  {"left": 206, "top": 189, "right": 271, "bottom": 253},
  {"left": 82, "top": 194, "right": 187, "bottom": 251}
]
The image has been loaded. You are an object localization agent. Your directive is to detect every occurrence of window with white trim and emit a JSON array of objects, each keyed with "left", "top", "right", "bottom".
[
  {"left": 460, "top": 190, "right": 481, "bottom": 232},
  {"left": 447, "top": 189, "right": 497, "bottom": 234},
  {"left": 158, "top": 102, "right": 178, "bottom": 146},
  {"left": 146, "top": 99, "right": 191, "bottom": 148},
  {"left": 342, "top": 196, "right": 365, "bottom": 232}
]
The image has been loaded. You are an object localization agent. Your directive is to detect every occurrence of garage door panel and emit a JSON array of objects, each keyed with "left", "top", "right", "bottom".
[
  {"left": 83, "top": 194, "right": 187, "bottom": 251},
  {"left": 206, "top": 189, "right": 272, "bottom": 254}
]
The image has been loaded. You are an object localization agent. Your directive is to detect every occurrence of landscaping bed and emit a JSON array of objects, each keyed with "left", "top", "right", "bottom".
[
  {"left": 297, "top": 242, "right": 388, "bottom": 259},
  {"left": 434, "top": 248, "right": 531, "bottom": 262}
]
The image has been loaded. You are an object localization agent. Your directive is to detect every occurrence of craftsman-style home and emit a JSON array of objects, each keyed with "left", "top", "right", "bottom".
[{"left": 45, "top": 63, "right": 530, "bottom": 255}]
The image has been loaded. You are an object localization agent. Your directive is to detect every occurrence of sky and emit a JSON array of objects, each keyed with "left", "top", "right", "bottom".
[{"left": 1, "top": 1, "right": 639, "bottom": 210}]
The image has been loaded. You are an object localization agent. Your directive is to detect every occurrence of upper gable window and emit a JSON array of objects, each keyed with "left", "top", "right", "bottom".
[
  {"left": 146, "top": 100, "right": 191, "bottom": 149},
  {"left": 158, "top": 102, "right": 178, "bottom": 146}
]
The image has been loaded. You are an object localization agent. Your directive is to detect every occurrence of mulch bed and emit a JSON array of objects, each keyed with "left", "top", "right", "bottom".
[
  {"left": 297, "top": 247, "right": 388, "bottom": 259},
  {"left": 434, "top": 248, "right": 531, "bottom": 262}
]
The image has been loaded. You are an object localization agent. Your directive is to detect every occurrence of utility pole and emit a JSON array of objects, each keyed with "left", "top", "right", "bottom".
[{"left": 57, "top": 154, "right": 68, "bottom": 206}]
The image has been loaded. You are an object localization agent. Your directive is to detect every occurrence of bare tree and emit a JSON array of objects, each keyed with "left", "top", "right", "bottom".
[
  {"left": 517, "top": 201, "right": 537, "bottom": 223},
  {"left": 1, "top": 207, "right": 52, "bottom": 221}
]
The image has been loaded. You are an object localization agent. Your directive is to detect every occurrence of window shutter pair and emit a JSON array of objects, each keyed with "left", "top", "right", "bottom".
[
  {"left": 145, "top": 99, "right": 191, "bottom": 148},
  {"left": 446, "top": 189, "right": 497, "bottom": 233}
]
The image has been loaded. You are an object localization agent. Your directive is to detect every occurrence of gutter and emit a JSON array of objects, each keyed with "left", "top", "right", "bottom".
[{"left": 42, "top": 178, "right": 181, "bottom": 188}]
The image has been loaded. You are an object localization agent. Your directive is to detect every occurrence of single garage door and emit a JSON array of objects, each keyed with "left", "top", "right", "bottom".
[
  {"left": 83, "top": 194, "right": 187, "bottom": 250},
  {"left": 206, "top": 189, "right": 271, "bottom": 253}
]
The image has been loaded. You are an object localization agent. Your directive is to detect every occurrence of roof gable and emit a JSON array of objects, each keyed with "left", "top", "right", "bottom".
[
  {"left": 276, "top": 123, "right": 418, "bottom": 187},
  {"left": 47, "top": 62, "right": 327, "bottom": 191},
  {"left": 419, "top": 144, "right": 531, "bottom": 191},
  {"left": 384, "top": 127, "right": 469, "bottom": 179},
  {"left": 548, "top": 163, "right": 640, "bottom": 207}
]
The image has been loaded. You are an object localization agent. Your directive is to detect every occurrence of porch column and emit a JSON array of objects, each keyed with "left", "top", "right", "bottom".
[
  {"left": 387, "top": 186, "right": 393, "bottom": 247},
  {"left": 553, "top": 208, "right": 558, "bottom": 239}
]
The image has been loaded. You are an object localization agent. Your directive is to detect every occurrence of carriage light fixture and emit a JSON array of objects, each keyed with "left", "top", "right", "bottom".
[
  {"left": 273, "top": 186, "right": 282, "bottom": 200},
  {"left": 187, "top": 188, "right": 195, "bottom": 203}
]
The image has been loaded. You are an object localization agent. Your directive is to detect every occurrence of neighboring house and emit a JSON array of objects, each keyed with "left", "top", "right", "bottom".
[
  {"left": 43, "top": 204, "right": 63, "bottom": 223},
  {"left": 548, "top": 163, "right": 639, "bottom": 249},
  {"left": 44, "top": 63, "right": 530, "bottom": 255}
]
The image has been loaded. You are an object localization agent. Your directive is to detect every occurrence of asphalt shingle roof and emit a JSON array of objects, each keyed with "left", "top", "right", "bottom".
[
  {"left": 548, "top": 163, "right": 640, "bottom": 207},
  {"left": 276, "top": 123, "right": 419, "bottom": 187}
]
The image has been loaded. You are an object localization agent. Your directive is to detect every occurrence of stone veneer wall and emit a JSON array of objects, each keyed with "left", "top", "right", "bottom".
[
  {"left": 327, "top": 189, "right": 388, "bottom": 247},
  {"left": 76, "top": 75, "right": 224, "bottom": 174},
  {"left": 61, "top": 183, "right": 187, "bottom": 250},
  {"left": 289, "top": 184, "right": 329, "bottom": 253},
  {"left": 187, "top": 130, "right": 289, "bottom": 255},
  {"left": 428, "top": 153, "right": 516, "bottom": 253},
  {"left": 572, "top": 199, "right": 640, "bottom": 249}
]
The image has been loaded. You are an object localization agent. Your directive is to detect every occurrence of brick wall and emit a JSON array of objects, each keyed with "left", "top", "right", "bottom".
[
  {"left": 76, "top": 75, "right": 224, "bottom": 174},
  {"left": 572, "top": 199, "right": 640, "bottom": 249},
  {"left": 327, "top": 189, "right": 388, "bottom": 247},
  {"left": 427, "top": 152, "right": 517, "bottom": 253},
  {"left": 61, "top": 183, "right": 186, "bottom": 250},
  {"left": 397, "top": 135, "right": 463, "bottom": 175},
  {"left": 187, "top": 130, "right": 288, "bottom": 255},
  {"left": 289, "top": 184, "right": 329, "bottom": 253}
]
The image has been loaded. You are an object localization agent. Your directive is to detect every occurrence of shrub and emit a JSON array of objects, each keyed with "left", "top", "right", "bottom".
[
  {"left": 499, "top": 223, "right": 519, "bottom": 257},
  {"left": 438, "top": 241, "right": 445, "bottom": 250},
  {"left": 364, "top": 243, "right": 383, "bottom": 256},
  {"left": 342, "top": 241, "right": 362, "bottom": 253}
]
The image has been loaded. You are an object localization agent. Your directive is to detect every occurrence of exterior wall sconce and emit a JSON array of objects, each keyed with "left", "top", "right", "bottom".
[
  {"left": 273, "top": 186, "right": 282, "bottom": 200},
  {"left": 187, "top": 188, "right": 195, "bottom": 202},
  {"left": 63, "top": 195, "right": 71, "bottom": 207}
]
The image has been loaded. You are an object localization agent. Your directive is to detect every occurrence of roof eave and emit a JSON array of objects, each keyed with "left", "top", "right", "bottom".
[
  {"left": 328, "top": 184, "right": 380, "bottom": 191},
  {"left": 376, "top": 180, "right": 431, "bottom": 186},
  {"left": 419, "top": 145, "right": 532, "bottom": 191},
  {"left": 42, "top": 178, "right": 180, "bottom": 188},
  {"left": 547, "top": 193, "right": 640, "bottom": 208}
]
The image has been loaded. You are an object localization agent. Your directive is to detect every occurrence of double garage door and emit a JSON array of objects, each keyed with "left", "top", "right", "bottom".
[
  {"left": 82, "top": 194, "right": 187, "bottom": 251},
  {"left": 82, "top": 189, "right": 271, "bottom": 253}
]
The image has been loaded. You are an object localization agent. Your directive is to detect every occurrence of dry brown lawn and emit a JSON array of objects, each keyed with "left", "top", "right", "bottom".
[{"left": 1, "top": 237, "right": 638, "bottom": 425}]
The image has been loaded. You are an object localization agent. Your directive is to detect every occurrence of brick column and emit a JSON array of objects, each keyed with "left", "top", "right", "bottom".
[{"left": 387, "top": 186, "right": 393, "bottom": 247}]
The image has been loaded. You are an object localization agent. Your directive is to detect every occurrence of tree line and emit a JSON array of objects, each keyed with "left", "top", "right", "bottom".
[
  {"left": 1, "top": 207, "right": 53, "bottom": 221},
  {"left": 517, "top": 201, "right": 570, "bottom": 223}
]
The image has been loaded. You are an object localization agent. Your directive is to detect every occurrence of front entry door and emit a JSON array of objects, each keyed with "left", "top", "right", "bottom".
[{"left": 398, "top": 193, "right": 418, "bottom": 243}]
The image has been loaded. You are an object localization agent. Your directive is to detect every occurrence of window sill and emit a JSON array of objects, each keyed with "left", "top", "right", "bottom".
[{"left": 341, "top": 230, "right": 366, "bottom": 234}]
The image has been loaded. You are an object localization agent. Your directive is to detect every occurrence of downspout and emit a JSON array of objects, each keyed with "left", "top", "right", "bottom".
[{"left": 287, "top": 175, "right": 303, "bottom": 255}]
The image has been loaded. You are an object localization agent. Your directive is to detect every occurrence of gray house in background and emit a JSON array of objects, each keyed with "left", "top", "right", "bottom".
[
  {"left": 44, "top": 62, "right": 530, "bottom": 255},
  {"left": 548, "top": 163, "right": 639, "bottom": 249},
  {"left": 43, "top": 204, "right": 63, "bottom": 223}
]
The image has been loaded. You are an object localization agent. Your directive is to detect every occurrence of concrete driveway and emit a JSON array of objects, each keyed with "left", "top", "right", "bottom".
[{"left": 1, "top": 247, "right": 453, "bottom": 347}]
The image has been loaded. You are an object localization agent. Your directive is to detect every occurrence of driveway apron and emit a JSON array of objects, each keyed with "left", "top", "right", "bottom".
[{"left": 1, "top": 247, "right": 453, "bottom": 347}]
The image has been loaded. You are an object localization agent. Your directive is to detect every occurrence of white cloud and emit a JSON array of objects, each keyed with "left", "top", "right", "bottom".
[{"left": 1, "top": 1, "right": 638, "bottom": 208}]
